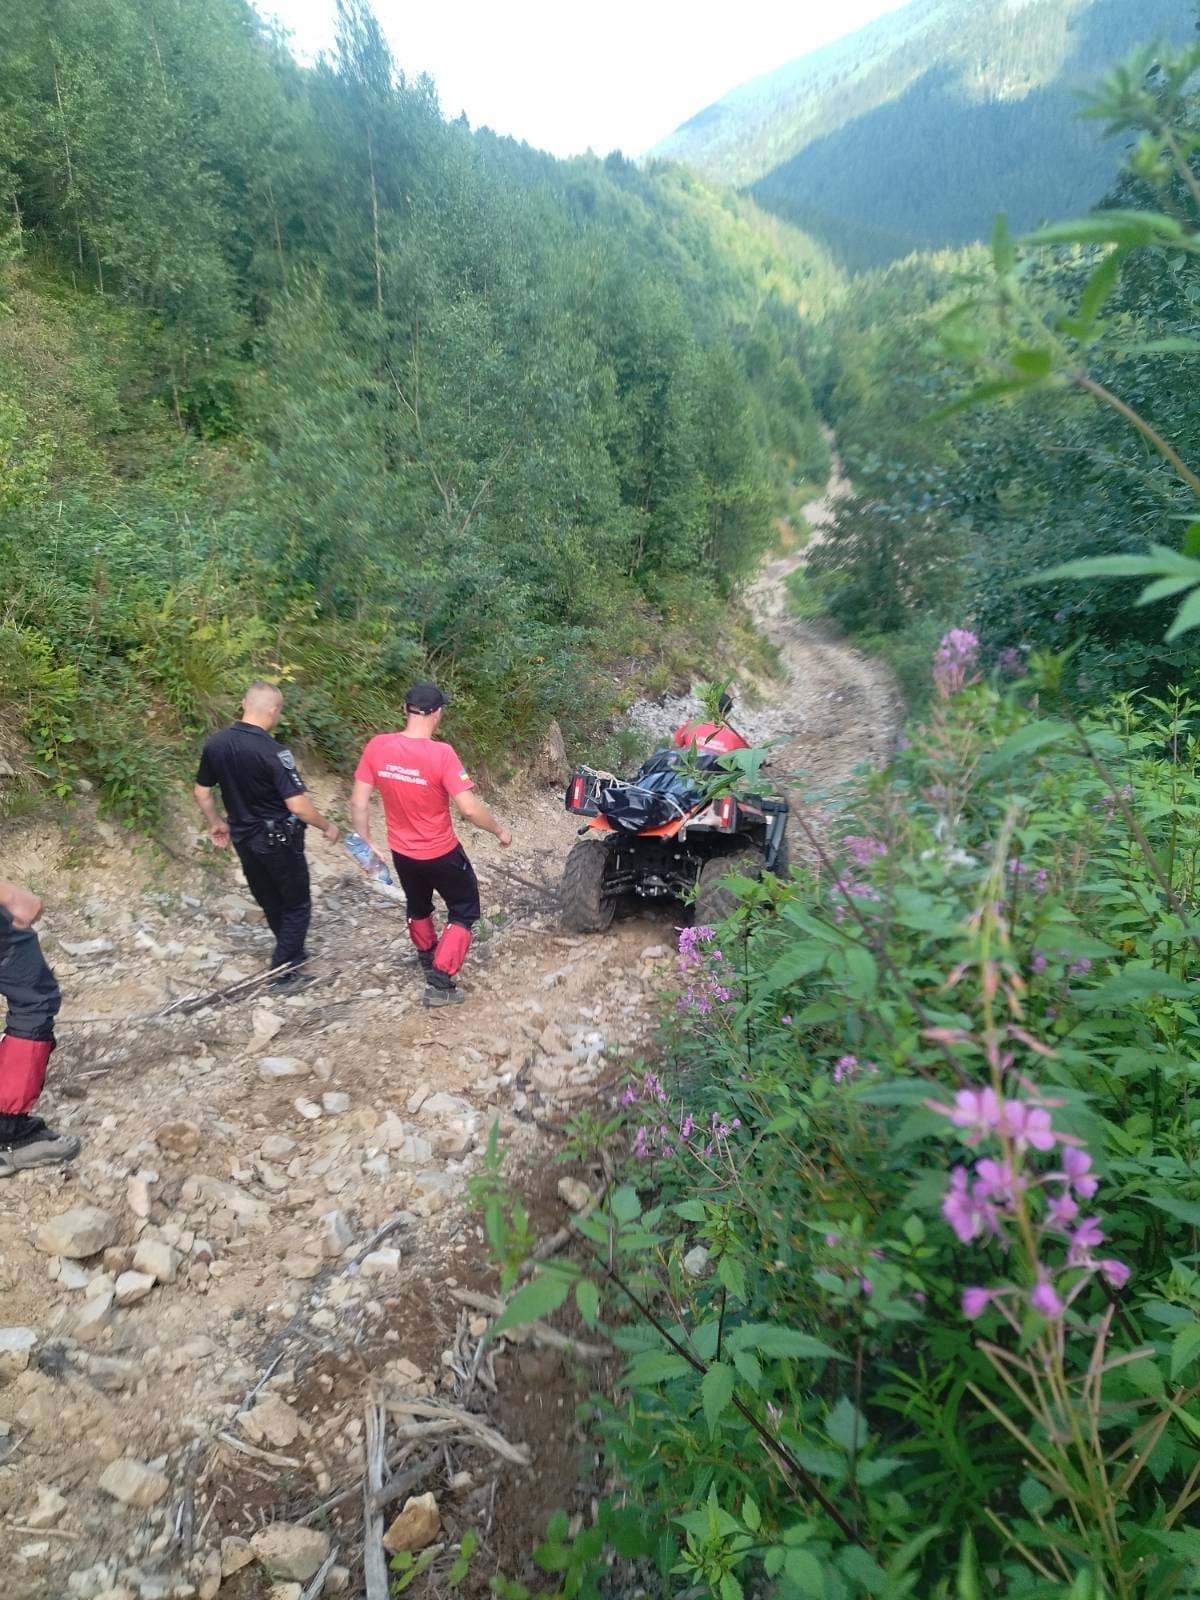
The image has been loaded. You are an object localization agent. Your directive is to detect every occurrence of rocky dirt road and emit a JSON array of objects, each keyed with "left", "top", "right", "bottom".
[{"left": 0, "top": 463, "right": 899, "bottom": 1599}]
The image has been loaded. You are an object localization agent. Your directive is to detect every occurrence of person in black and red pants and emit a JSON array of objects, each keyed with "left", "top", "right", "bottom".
[{"left": 0, "top": 877, "right": 81, "bottom": 1177}]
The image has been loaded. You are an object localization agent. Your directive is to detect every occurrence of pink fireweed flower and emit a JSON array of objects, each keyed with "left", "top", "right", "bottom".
[
  {"left": 962, "top": 1287, "right": 992, "bottom": 1320},
  {"left": 1059, "top": 1147, "right": 1098, "bottom": 1199},
  {"left": 1029, "top": 1276, "right": 1064, "bottom": 1318},
  {"left": 633, "top": 1126, "right": 651, "bottom": 1160},
  {"left": 1099, "top": 1259, "right": 1130, "bottom": 1289},
  {"left": 942, "top": 1165, "right": 1001, "bottom": 1243},
  {"left": 933, "top": 1087, "right": 1003, "bottom": 1144},
  {"left": 1045, "top": 1191, "right": 1079, "bottom": 1231},
  {"left": 973, "top": 1157, "right": 1022, "bottom": 1205},
  {"left": 1031, "top": 950, "right": 1049, "bottom": 975},
  {"left": 833, "top": 1054, "right": 859, "bottom": 1084},
  {"left": 859, "top": 1277, "right": 873, "bottom": 1297},
  {"left": 1001, "top": 1101, "right": 1056, "bottom": 1153},
  {"left": 842, "top": 834, "right": 887, "bottom": 869},
  {"left": 933, "top": 628, "right": 980, "bottom": 697}
]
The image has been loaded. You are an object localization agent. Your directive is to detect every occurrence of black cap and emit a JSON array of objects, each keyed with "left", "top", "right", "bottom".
[{"left": 405, "top": 682, "right": 449, "bottom": 714}]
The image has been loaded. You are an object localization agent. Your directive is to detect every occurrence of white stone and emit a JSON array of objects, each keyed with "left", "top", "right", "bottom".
[
  {"left": 181, "top": 1175, "right": 267, "bottom": 1216},
  {"left": 320, "top": 1211, "right": 353, "bottom": 1258},
  {"left": 249, "top": 1523, "right": 330, "bottom": 1582},
  {"left": 74, "top": 1288, "right": 114, "bottom": 1339},
  {"left": 251, "top": 1008, "right": 284, "bottom": 1044},
  {"left": 259, "top": 1056, "right": 306, "bottom": 1079},
  {"left": 418, "top": 1092, "right": 472, "bottom": 1120},
  {"left": 392, "top": 1134, "right": 433, "bottom": 1165},
  {"left": 132, "top": 1239, "right": 180, "bottom": 1284},
  {"left": 35, "top": 1207, "right": 119, "bottom": 1258},
  {"left": 98, "top": 1458, "right": 169, "bottom": 1508},
  {"left": 261, "top": 1135, "right": 297, "bottom": 1160},
  {"left": 0, "top": 1326, "right": 38, "bottom": 1379},
  {"left": 58, "top": 1261, "right": 91, "bottom": 1291},
  {"left": 115, "top": 1271, "right": 156, "bottom": 1307},
  {"left": 557, "top": 1177, "right": 593, "bottom": 1213},
  {"left": 321, "top": 1092, "right": 351, "bottom": 1114},
  {"left": 126, "top": 1169, "right": 158, "bottom": 1220},
  {"left": 683, "top": 1245, "right": 711, "bottom": 1278},
  {"left": 359, "top": 1248, "right": 401, "bottom": 1277},
  {"left": 220, "top": 1537, "right": 254, "bottom": 1577},
  {"left": 26, "top": 1483, "right": 67, "bottom": 1529},
  {"left": 293, "top": 1098, "right": 322, "bottom": 1121},
  {"left": 242, "top": 1394, "right": 301, "bottom": 1449}
]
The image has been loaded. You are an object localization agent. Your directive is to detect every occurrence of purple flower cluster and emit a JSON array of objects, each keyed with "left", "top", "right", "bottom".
[
  {"left": 997, "top": 645, "right": 1027, "bottom": 677},
  {"left": 842, "top": 834, "right": 888, "bottom": 869},
  {"left": 832, "top": 1053, "right": 877, "bottom": 1084},
  {"left": 621, "top": 1070, "right": 740, "bottom": 1162},
  {"left": 933, "top": 628, "right": 981, "bottom": 698},
  {"left": 929, "top": 1085, "right": 1128, "bottom": 1324},
  {"left": 1030, "top": 950, "right": 1092, "bottom": 980},
  {"left": 677, "top": 925, "right": 733, "bottom": 1016}
]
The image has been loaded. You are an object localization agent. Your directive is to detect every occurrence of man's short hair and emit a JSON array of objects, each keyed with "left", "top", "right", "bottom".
[{"left": 243, "top": 680, "right": 283, "bottom": 708}]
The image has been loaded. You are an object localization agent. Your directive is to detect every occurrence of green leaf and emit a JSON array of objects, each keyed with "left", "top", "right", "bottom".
[
  {"left": 1170, "top": 1321, "right": 1200, "bottom": 1380},
  {"left": 490, "top": 1273, "right": 572, "bottom": 1337},
  {"left": 575, "top": 1278, "right": 600, "bottom": 1326},
  {"left": 839, "top": 1546, "right": 888, "bottom": 1596},
  {"left": 1147, "top": 1194, "right": 1200, "bottom": 1228},
  {"left": 731, "top": 1349, "right": 762, "bottom": 1392},
  {"left": 1113, "top": 337, "right": 1200, "bottom": 355},
  {"left": 826, "top": 1395, "right": 868, "bottom": 1452},
  {"left": 701, "top": 1361, "right": 736, "bottom": 1434},
  {"left": 981, "top": 719, "right": 1071, "bottom": 773},
  {"left": 610, "top": 1185, "right": 641, "bottom": 1224},
  {"left": 1075, "top": 246, "right": 1126, "bottom": 330},
  {"left": 1166, "top": 585, "right": 1200, "bottom": 641},
  {"left": 719, "top": 1573, "right": 743, "bottom": 1600},
  {"left": 742, "top": 1495, "right": 761, "bottom": 1533},
  {"left": 1010, "top": 348, "right": 1052, "bottom": 378},
  {"left": 1019, "top": 1474, "right": 1053, "bottom": 1514},
  {"left": 783, "top": 1548, "right": 824, "bottom": 1597},
  {"left": 674, "top": 1200, "right": 707, "bottom": 1222},
  {"left": 1024, "top": 209, "right": 1187, "bottom": 248},
  {"left": 625, "top": 1349, "right": 693, "bottom": 1386},
  {"left": 1077, "top": 967, "right": 1195, "bottom": 1008},
  {"left": 726, "top": 1324, "right": 845, "bottom": 1361},
  {"left": 718, "top": 1251, "right": 748, "bottom": 1303}
]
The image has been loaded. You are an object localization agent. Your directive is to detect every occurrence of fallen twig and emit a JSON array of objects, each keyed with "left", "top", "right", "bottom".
[
  {"left": 364, "top": 1401, "right": 389, "bottom": 1600},
  {"left": 384, "top": 1399, "right": 530, "bottom": 1466},
  {"left": 300, "top": 1546, "right": 340, "bottom": 1600},
  {"left": 450, "top": 1288, "right": 611, "bottom": 1359},
  {"left": 299, "top": 1451, "right": 435, "bottom": 1527},
  {"left": 217, "top": 1431, "right": 301, "bottom": 1469}
]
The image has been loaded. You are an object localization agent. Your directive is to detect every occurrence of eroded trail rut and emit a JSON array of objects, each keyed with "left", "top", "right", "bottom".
[{"left": 0, "top": 465, "right": 899, "bottom": 1597}]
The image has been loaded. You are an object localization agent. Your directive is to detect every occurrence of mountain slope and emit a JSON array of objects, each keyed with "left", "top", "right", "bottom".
[{"left": 650, "top": 0, "right": 1196, "bottom": 269}]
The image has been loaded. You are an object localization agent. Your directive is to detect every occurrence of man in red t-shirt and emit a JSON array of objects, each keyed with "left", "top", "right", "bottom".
[{"left": 350, "top": 683, "right": 512, "bottom": 1008}]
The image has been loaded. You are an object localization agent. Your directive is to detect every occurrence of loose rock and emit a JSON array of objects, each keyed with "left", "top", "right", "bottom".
[
  {"left": 0, "top": 1326, "right": 39, "bottom": 1379},
  {"left": 115, "top": 1270, "right": 156, "bottom": 1306},
  {"left": 98, "top": 1458, "right": 170, "bottom": 1508},
  {"left": 36, "top": 1207, "right": 119, "bottom": 1259},
  {"left": 383, "top": 1491, "right": 441, "bottom": 1554},
  {"left": 249, "top": 1523, "right": 331, "bottom": 1582},
  {"left": 132, "top": 1239, "right": 180, "bottom": 1284}
]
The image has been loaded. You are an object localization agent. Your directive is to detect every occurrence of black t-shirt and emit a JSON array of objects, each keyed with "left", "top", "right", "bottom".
[{"left": 196, "top": 722, "right": 307, "bottom": 842}]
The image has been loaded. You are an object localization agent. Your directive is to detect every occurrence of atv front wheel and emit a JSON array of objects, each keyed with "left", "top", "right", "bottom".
[
  {"left": 694, "top": 848, "right": 764, "bottom": 925},
  {"left": 561, "top": 839, "right": 616, "bottom": 932}
]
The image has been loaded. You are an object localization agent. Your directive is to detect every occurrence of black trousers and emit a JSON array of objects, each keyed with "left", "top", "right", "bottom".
[
  {"left": 234, "top": 826, "right": 311, "bottom": 969},
  {"left": 391, "top": 844, "right": 481, "bottom": 928},
  {"left": 0, "top": 912, "right": 62, "bottom": 1041}
]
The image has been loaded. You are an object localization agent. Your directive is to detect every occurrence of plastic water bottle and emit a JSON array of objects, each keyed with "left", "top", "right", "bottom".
[{"left": 344, "top": 831, "right": 392, "bottom": 885}]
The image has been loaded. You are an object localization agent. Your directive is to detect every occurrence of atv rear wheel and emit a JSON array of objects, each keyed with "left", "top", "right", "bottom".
[
  {"left": 694, "top": 848, "right": 764, "bottom": 925},
  {"left": 561, "top": 839, "right": 616, "bottom": 932}
]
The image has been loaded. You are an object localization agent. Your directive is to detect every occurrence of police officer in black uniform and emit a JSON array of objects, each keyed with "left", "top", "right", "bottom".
[{"left": 194, "top": 682, "right": 339, "bottom": 987}]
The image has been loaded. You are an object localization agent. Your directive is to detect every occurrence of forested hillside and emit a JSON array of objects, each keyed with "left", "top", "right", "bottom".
[
  {"left": 792, "top": 35, "right": 1200, "bottom": 707},
  {"left": 0, "top": 0, "right": 833, "bottom": 823},
  {"left": 651, "top": 0, "right": 1195, "bottom": 269}
]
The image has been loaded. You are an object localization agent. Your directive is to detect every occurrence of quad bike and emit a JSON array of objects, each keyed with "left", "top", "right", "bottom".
[{"left": 559, "top": 718, "right": 789, "bottom": 932}]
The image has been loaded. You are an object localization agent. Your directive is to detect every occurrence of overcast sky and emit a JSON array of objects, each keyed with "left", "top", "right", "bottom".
[{"left": 257, "top": 0, "right": 912, "bottom": 158}]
